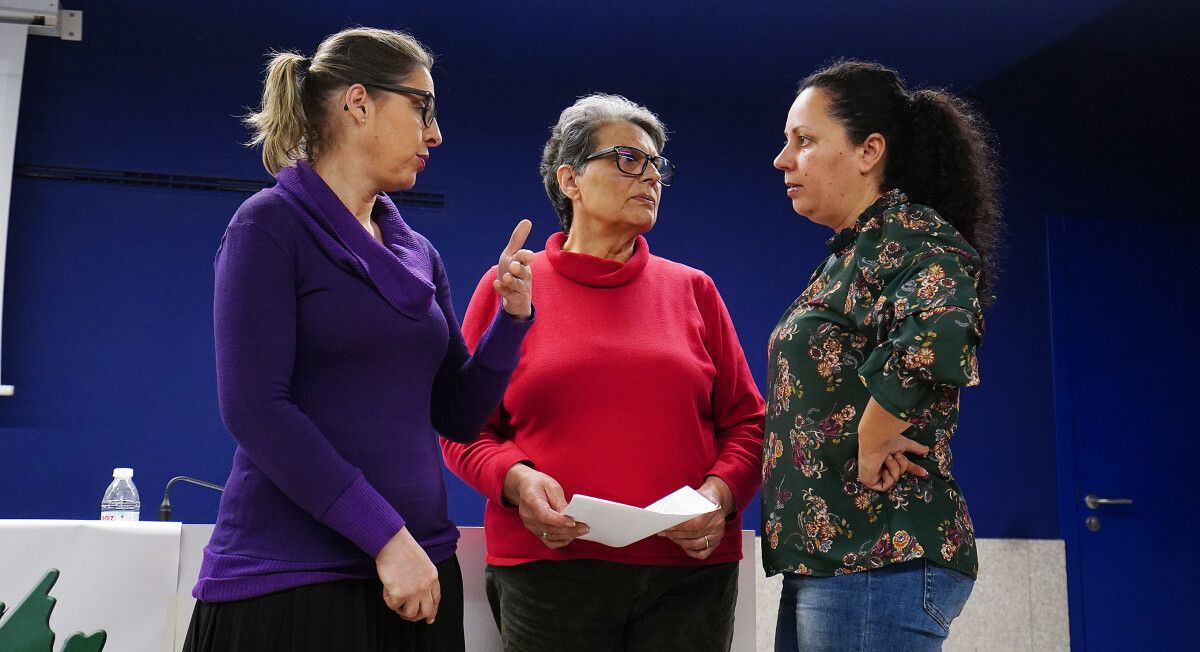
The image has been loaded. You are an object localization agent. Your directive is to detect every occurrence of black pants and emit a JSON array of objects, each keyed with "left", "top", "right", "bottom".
[
  {"left": 183, "top": 555, "right": 464, "bottom": 652},
  {"left": 486, "top": 559, "right": 738, "bottom": 652}
]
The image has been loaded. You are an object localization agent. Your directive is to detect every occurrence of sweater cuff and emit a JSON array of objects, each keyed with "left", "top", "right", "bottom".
[
  {"left": 482, "top": 444, "right": 534, "bottom": 505},
  {"left": 472, "top": 305, "right": 535, "bottom": 373},
  {"left": 320, "top": 473, "right": 406, "bottom": 557},
  {"left": 706, "top": 461, "right": 758, "bottom": 514}
]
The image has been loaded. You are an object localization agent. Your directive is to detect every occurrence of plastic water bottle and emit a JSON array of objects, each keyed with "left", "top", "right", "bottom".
[{"left": 100, "top": 467, "right": 141, "bottom": 521}]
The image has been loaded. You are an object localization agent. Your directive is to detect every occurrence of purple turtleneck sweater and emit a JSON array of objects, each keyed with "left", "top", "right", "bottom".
[{"left": 193, "top": 161, "right": 531, "bottom": 602}]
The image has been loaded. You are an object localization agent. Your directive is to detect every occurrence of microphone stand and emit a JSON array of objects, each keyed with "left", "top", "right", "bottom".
[{"left": 159, "top": 476, "right": 224, "bottom": 521}]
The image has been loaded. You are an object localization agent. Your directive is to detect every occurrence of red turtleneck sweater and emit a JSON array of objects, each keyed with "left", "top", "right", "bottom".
[{"left": 442, "top": 232, "right": 764, "bottom": 566}]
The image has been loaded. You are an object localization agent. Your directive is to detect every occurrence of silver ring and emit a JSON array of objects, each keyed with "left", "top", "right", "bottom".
[{"left": 703, "top": 535, "right": 710, "bottom": 549}]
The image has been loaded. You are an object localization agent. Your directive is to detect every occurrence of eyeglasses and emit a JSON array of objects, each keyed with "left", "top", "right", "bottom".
[
  {"left": 362, "top": 82, "right": 437, "bottom": 128},
  {"left": 582, "top": 146, "right": 675, "bottom": 187}
]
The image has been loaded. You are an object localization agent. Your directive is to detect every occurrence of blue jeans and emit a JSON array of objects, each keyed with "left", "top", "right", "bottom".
[{"left": 775, "top": 559, "right": 974, "bottom": 652}]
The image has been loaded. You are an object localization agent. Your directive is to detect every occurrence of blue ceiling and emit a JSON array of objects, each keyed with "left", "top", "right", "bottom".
[
  {"left": 22, "top": 0, "right": 1184, "bottom": 183},
  {"left": 137, "top": 0, "right": 1128, "bottom": 95}
]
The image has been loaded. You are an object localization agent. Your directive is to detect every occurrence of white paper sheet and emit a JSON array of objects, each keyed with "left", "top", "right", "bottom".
[{"left": 563, "top": 486, "right": 719, "bottom": 548}]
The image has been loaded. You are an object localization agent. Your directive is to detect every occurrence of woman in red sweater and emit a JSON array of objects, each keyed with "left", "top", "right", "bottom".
[{"left": 442, "top": 94, "right": 765, "bottom": 651}]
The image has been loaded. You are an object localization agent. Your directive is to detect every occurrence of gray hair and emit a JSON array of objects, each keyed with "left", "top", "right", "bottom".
[{"left": 539, "top": 94, "right": 668, "bottom": 232}]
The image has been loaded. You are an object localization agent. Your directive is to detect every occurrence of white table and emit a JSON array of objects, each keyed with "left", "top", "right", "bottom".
[{"left": 1, "top": 521, "right": 759, "bottom": 651}]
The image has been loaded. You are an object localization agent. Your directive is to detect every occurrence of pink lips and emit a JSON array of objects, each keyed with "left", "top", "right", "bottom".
[
  {"left": 785, "top": 184, "right": 801, "bottom": 197},
  {"left": 633, "top": 194, "right": 656, "bottom": 207},
  {"left": 416, "top": 155, "right": 428, "bottom": 170}
]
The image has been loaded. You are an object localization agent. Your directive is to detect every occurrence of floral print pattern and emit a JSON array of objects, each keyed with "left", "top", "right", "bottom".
[
  {"left": 798, "top": 488, "right": 854, "bottom": 554},
  {"left": 761, "top": 190, "right": 983, "bottom": 579}
]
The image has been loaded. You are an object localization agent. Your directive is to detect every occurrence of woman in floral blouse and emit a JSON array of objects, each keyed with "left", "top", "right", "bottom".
[{"left": 763, "top": 60, "right": 1000, "bottom": 651}]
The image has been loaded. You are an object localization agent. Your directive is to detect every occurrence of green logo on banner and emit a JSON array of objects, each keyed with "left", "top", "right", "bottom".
[{"left": 0, "top": 569, "right": 107, "bottom": 651}]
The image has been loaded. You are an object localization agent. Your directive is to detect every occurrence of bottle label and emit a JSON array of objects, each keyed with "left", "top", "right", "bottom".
[{"left": 100, "top": 511, "right": 140, "bottom": 521}]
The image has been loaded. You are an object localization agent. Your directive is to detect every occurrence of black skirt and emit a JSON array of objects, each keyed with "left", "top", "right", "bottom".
[{"left": 183, "top": 555, "right": 464, "bottom": 652}]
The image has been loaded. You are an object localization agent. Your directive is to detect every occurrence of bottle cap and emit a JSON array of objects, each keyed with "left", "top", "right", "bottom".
[{"left": 113, "top": 467, "right": 133, "bottom": 478}]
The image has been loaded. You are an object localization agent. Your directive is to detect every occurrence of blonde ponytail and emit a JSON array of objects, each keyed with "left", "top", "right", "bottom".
[
  {"left": 244, "top": 51, "right": 307, "bottom": 176},
  {"left": 243, "top": 29, "right": 434, "bottom": 175}
]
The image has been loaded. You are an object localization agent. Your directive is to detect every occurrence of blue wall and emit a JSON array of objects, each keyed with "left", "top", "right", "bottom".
[
  {"left": 970, "top": 1, "right": 1200, "bottom": 643},
  {"left": 1, "top": 0, "right": 1146, "bottom": 539}
]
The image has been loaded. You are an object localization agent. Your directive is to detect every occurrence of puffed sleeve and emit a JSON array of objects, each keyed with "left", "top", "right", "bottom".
[{"left": 858, "top": 252, "right": 983, "bottom": 421}]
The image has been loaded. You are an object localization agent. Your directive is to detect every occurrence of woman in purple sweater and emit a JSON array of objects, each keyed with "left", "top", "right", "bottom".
[{"left": 184, "top": 27, "right": 535, "bottom": 651}]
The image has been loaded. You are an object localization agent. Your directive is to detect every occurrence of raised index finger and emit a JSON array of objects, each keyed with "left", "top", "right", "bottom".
[{"left": 504, "top": 219, "right": 533, "bottom": 256}]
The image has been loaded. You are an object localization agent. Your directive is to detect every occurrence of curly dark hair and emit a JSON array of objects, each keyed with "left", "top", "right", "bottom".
[{"left": 799, "top": 60, "right": 1002, "bottom": 305}]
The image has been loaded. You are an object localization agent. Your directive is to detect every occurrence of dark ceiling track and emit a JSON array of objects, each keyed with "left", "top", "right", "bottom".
[{"left": 13, "top": 164, "right": 446, "bottom": 209}]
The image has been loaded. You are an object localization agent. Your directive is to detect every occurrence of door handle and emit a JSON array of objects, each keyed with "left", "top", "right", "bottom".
[{"left": 1084, "top": 494, "right": 1133, "bottom": 509}]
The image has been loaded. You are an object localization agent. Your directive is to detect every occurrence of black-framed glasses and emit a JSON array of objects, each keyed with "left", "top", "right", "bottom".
[
  {"left": 362, "top": 82, "right": 437, "bottom": 127},
  {"left": 583, "top": 146, "right": 675, "bottom": 187}
]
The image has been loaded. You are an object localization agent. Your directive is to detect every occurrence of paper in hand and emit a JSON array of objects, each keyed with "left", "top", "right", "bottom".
[{"left": 562, "top": 486, "right": 719, "bottom": 548}]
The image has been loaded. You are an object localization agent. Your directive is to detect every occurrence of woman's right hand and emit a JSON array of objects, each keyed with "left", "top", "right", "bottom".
[
  {"left": 495, "top": 219, "right": 534, "bottom": 320},
  {"left": 502, "top": 463, "right": 589, "bottom": 548},
  {"left": 376, "top": 527, "right": 440, "bottom": 623}
]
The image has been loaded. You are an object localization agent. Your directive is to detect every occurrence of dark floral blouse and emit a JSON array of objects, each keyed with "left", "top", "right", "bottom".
[{"left": 761, "top": 189, "right": 983, "bottom": 579}]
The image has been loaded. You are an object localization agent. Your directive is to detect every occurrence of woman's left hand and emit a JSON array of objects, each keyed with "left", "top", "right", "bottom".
[
  {"left": 658, "top": 476, "right": 733, "bottom": 560},
  {"left": 858, "top": 441, "right": 930, "bottom": 492},
  {"left": 857, "top": 398, "right": 930, "bottom": 492},
  {"left": 494, "top": 219, "right": 534, "bottom": 319}
]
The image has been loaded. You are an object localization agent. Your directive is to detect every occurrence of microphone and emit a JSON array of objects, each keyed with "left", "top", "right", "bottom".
[{"left": 159, "top": 476, "right": 225, "bottom": 521}]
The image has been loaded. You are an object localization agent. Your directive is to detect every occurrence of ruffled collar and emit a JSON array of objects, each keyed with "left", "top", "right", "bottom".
[
  {"left": 545, "top": 231, "right": 649, "bottom": 288},
  {"left": 825, "top": 188, "right": 908, "bottom": 255},
  {"left": 274, "top": 160, "right": 435, "bottom": 318}
]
